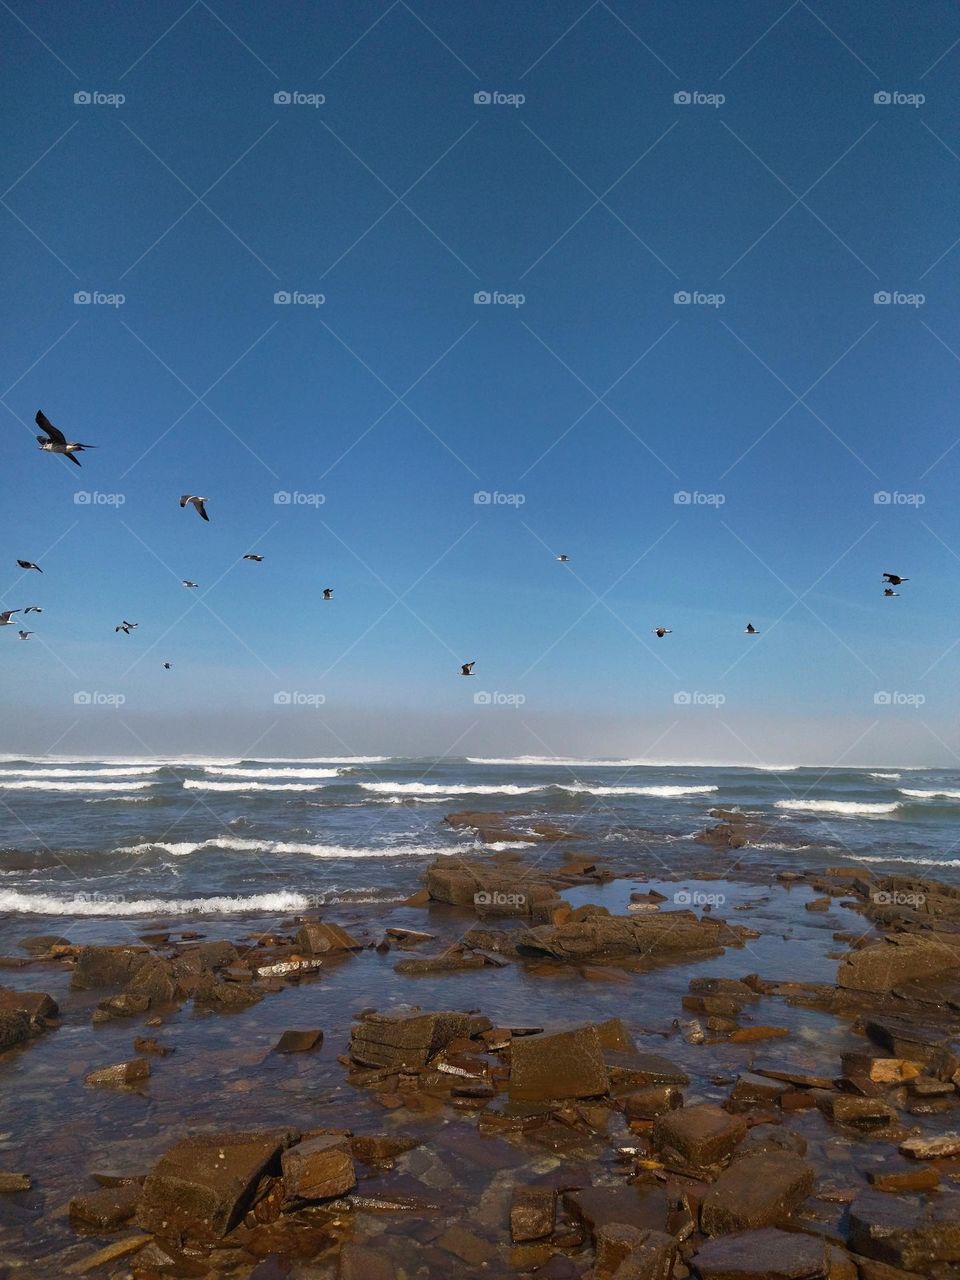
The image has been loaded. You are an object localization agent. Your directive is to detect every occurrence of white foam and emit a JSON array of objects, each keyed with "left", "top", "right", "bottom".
[
  {"left": 870, "top": 772, "right": 901, "bottom": 780},
  {"left": 850, "top": 853, "right": 960, "bottom": 868},
  {"left": 0, "top": 767, "right": 159, "bottom": 778},
  {"left": 113, "top": 836, "right": 453, "bottom": 859},
  {"left": 183, "top": 780, "right": 332, "bottom": 792},
  {"left": 0, "top": 780, "right": 155, "bottom": 793},
  {"left": 775, "top": 799, "right": 898, "bottom": 817},
  {"left": 201, "top": 767, "right": 341, "bottom": 779},
  {"left": 899, "top": 788, "right": 960, "bottom": 800},
  {"left": 0, "top": 889, "right": 322, "bottom": 916},
  {"left": 558, "top": 784, "right": 719, "bottom": 797},
  {"left": 360, "top": 782, "right": 544, "bottom": 796}
]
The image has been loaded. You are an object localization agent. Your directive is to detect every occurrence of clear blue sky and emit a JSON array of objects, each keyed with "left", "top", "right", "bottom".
[{"left": 2, "top": 0, "right": 960, "bottom": 763}]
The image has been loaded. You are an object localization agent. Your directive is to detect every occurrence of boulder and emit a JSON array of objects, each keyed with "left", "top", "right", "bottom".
[
  {"left": 652, "top": 1103, "right": 746, "bottom": 1168},
  {"left": 837, "top": 936, "right": 960, "bottom": 993},
  {"left": 728, "top": 1073, "right": 790, "bottom": 1108},
  {"left": 517, "top": 911, "right": 745, "bottom": 963},
  {"left": 691, "top": 1227, "right": 828, "bottom": 1278},
  {"left": 625, "top": 1085, "right": 683, "bottom": 1120},
  {"left": 70, "top": 946, "right": 151, "bottom": 990},
  {"left": 69, "top": 1183, "right": 140, "bottom": 1230},
  {"left": 510, "top": 1186, "right": 556, "bottom": 1242},
  {"left": 350, "top": 1007, "right": 471, "bottom": 1069},
  {"left": 281, "top": 1135, "right": 356, "bottom": 1202},
  {"left": 0, "top": 1010, "right": 29, "bottom": 1051},
  {"left": 700, "top": 1151, "right": 816, "bottom": 1234},
  {"left": 847, "top": 1189, "right": 960, "bottom": 1270},
  {"left": 609, "top": 1230, "right": 679, "bottom": 1279},
  {"left": 296, "top": 921, "right": 363, "bottom": 955},
  {"left": 137, "top": 1129, "right": 294, "bottom": 1241},
  {"left": 0, "top": 986, "right": 58, "bottom": 1023},
  {"left": 509, "top": 1024, "right": 610, "bottom": 1101},
  {"left": 84, "top": 1059, "right": 150, "bottom": 1088}
]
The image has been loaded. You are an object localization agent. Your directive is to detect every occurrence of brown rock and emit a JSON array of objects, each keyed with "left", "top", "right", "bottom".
[
  {"left": 898, "top": 1133, "right": 960, "bottom": 1159},
  {"left": 274, "top": 1028, "right": 323, "bottom": 1054},
  {"left": 281, "top": 1135, "right": 355, "bottom": 1202},
  {"left": 0, "top": 1173, "right": 31, "bottom": 1192},
  {"left": 84, "top": 1058, "right": 150, "bottom": 1088},
  {"left": 840, "top": 1054, "right": 920, "bottom": 1084},
  {"left": 0, "top": 1009, "right": 29, "bottom": 1050},
  {"left": 137, "top": 1129, "right": 294, "bottom": 1241},
  {"left": 817, "top": 1094, "right": 898, "bottom": 1129},
  {"left": 509, "top": 1024, "right": 610, "bottom": 1101},
  {"left": 71, "top": 945, "right": 151, "bottom": 990},
  {"left": 563, "top": 1185, "right": 669, "bottom": 1240},
  {"left": 596, "top": 1223, "right": 649, "bottom": 1277},
  {"left": 0, "top": 986, "right": 58, "bottom": 1022},
  {"left": 437, "top": 1223, "right": 497, "bottom": 1265},
  {"left": 69, "top": 1183, "right": 140, "bottom": 1230},
  {"left": 692, "top": 1227, "right": 828, "bottom": 1278},
  {"left": 729, "top": 1073, "right": 789, "bottom": 1108},
  {"left": 610, "top": 1230, "right": 679, "bottom": 1279},
  {"left": 510, "top": 1186, "right": 556, "bottom": 1242},
  {"left": 350, "top": 1006, "right": 470, "bottom": 1069},
  {"left": 728, "top": 1026, "right": 789, "bottom": 1043},
  {"left": 868, "top": 1166, "right": 940, "bottom": 1193},
  {"left": 338, "top": 1243, "right": 396, "bottom": 1280},
  {"left": 625, "top": 1085, "right": 683, "bottom": 1120},
  {"left": 700, "top": 1151, "right": 816, "bottom": 1234},
  {"left": 296, "top": 921, "right": 363, "bottom": 955},
  {"left": 847, "top": 1188, "right": 960, "bottom": 1269},
  {"left": 652, "top": 1103, "right": 746, "bottom": 1168},
  {"left": 838, "top": 935, "right": 960, "bottom": 993}
]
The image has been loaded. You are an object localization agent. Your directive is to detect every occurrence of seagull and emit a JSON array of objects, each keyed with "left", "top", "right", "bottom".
[
  {"left": 322, "top": 588, "right": 333, "bottom": 600},
  {"left": 16, "top": 560, "right": 42, "bottom": 573},
  {"left": 653, "top": 627, "right": 672, "bottom": 638},
  {"left": 883, "top": 587, "right": 899, "bottom": 597},
  {"left": 243, "top": 554, "right": 263, "bottom": 562},
  {"left": 181, "top": 580, "right": 198, "bottom": 589},
  {"left": 179, "top": 495, "right": 209, "bottom": 522},
  {"left": 161, "top": 661, "right": 172, "bottom": 669},
  {"left": 882, "top": 573, "right": 908, "bottom": 585},
  {"left": 745, "top": 622, "right": 758, "bottom": 635},
  {"left": 23, "top": 606, "right": 42, "bottom": 615},
  {"left": 35, "top": 410, "right": 95, "bottom": 467},
  {"left": 115, "top": 620, "right": 138, "bottom": 635},
  {"left": 0, "top": 610, "right": 21, "bottom": 626},
  {"left": 460, "top": 661, "right": 476, "bottom": 676},
  {"left": 17, "top": 631, "right": 32, "bottom": 640},
  {"left": 556, "top": 554, "right": 570, "bottom": 562}
]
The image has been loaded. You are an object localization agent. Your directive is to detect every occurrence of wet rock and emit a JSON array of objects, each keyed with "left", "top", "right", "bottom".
[
  {"left": 69, "top": 1183, "right": 140, "bottom": 1230},
  {"left": 864, "top": 1015, "right": 958, "bottom": 1069},
  {"left": 350, "top": 1135, "right": 419, "bottom": 1163},
  {"left": 0, "top": 985, "right": 58, "bottom": 1024},
  {"left": 193, "top": 975, "right": 263, "bottom": 1012},
  {"left": 0, "top": 1173, "right": 31, "bottom": 1193},
  {"left": 0, "top": 1010, "right": 29, "bottom": 1050},
  {"left": 898, "top": 1133, "right": 960, "bottom": 1159},
  {"left": 281, "top": 1135, "right": 356, "bottom": 1202},
  {"left": 817, "top": 1094, "right": 898, "bottom": 1129},
  {"left": 595, "top": 1223, "right": 649, "bottom": 1277},
  {"left": 518, "top": 911, "right": 746, "bottom": 963},
  {"left": 70, "top": 945, "right": 151, "bottom": 990},
  {"left": 133, "top": 1035, "right": 173, "bottom": 1056},
  {"left": 173, "top": 940, "right": 238, "bottom": 974},
  {"left": 437, "top": 1223, "right": 497, "bottom": 1265},
  {"left": 338, "top": 1243, "right": 397, "bottom": 1280},
  {"left": 509, "top": 1023, "right": 610, "bottom": 1101},
  {"left": 838, "top": 935, "right": 960, "bottom": 992},
  {"left": 652, "top": 1104, "right": 746, "bottom": 1168},
  {"left": 296, "top": 921, "right": 363, "bottom": 955},
  {"left": 137, "top": 1129, "right": 294, "bottom": 1241},
  {"left": 847, "top": 1188, "right": 960, "bottom": 1269},
  {"left": 96, "top": 992, "right": 150, "bottom": 1019},
  {"left": 691, "top": 1227, "right": 828, "bottom": 1278},
  {"left": 19, "top": 933, "right": 71, "bottom": 957},
  {"left": 840, "top": 1055, "right": 921, "bottom": 1085},
  {"left": 728, "top": 1026, "right": 790, "bottom": 1043},
  {"left": 608, "top": 1051, "right": 689, "bottom": 1091},
  {"left": 350, "top": 1006, "right": 470, "bottom": 1069},
  {"left": 563, "top": 1185, "right": 670, "bottom": 1239},
  {"left": 736, "top": 1124, "right": 807, "bottom": 1158},
  {"left": 625, "top": 1085, "right": 684, "bottom": 1120},
  {"left": 84, "top": 1058, "right": 150, "bottom": 1088},
  {"left": 510, "top": 1186, "right": 556, "bottom": 1241},
  {"left": 700, "top": 1151, "right": 816, "bottom": 1234},
  {"left": 728, "top": 1073, "right": 790, "bottom": 1108},
  {"left": 868, "top": 1166, "right": 940, "bottom": 1192},
  {"left": 274, "top": 1029, "right": 323, "bottom": 1054},
  {"left": 608, "top": 1229, "right": 679, "bottom": 1279},
  {"left": 127, "top": 957, "right": 179, "bottom": 1006},
  {"left": 394, "top": 948, "right": 488, "bottom": 975}
]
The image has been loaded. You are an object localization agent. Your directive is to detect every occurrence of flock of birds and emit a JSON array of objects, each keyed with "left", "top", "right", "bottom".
[{"left": 9, "top": 410, "right": 913, "bottom": 676}]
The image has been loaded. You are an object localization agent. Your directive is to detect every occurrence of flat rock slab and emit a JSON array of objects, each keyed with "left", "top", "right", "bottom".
[
  {"left": 137, "top": 1129, "right": 294, "bottom": 1241},
  {"left": 350, "top": 1006, "right": 470, "bottom": 1069},
  {"left": 838, "top": 935, "right": 960, "bottom": 993},
  {"left": 692, "top": 1227, "right": 828, "bottom": 1279},
  {"left": 700, "top": 1151, "right": 816, "bottom": 1234},
  {"left": 510, "top": 1186, "right": 556, "bottom": 1242},
  {"left": 653, "top": 1103, "right": 746, "bottom": 1168},
  {"left": 69, "top": 1183, "right": 140, "bottom": 1230},
  {"left": 282, "top": 1135, "right": 355, "bottom": 1202},
  {"left": 563, "top": 1185, "right": 669, "bottom": 1240},
  {"left": 848, "top": 1188, "right": 960, "bottom": 1270},
  {"left": 338, "top": 1243, "right": 397, "bottom": 1280},
  {"left": 274, "top": 1029, "right": 323, "bottom": 1054},
  {"left": 898, "top": 1133, "right": 960, "bottom": 1160},
  {"left": 297, "top": 921, "right": 362, "bottom": 955},
  {"left": 509, "top": 1024, "right": 610, "bottom": 1101},
  {"left": 84, "top": 1059, "right": 150, "bottom": 1089}
]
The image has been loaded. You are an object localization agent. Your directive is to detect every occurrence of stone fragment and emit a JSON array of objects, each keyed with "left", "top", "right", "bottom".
[
  {"left": 509, "top": 1024, "right": 610, "bottom": 1101},
  {"left": 296, "top": 921, "right": 363, "bottom": 954},
  {"left": 84, "top": 1058, "right": 150, "bottom": 1088},
  {"left": 838, "top": 935, "right": 960, "bottom": 992},
  {"left": 691, "top": 1227, "right": 828, "bottom": 1279},
  {"left": 281, "top": 1135, "right": 356, "bottom": 1202},
  {"left": 700, "top": 1151, "right": 816, "bottom": 1234},
  {"left": 69, "top": 1183, "right": 140, "bottom": 1230},
  {"left": 652, "top": 1103, "right": 746, "bottom": 1167},
  {"left": 274, "top": 1029, "right": 323, "bottom": 1054},
  {"left": 847, "top": 1188, "right": 960, "bottom": 1270},
  {"left": 510, "top": 1186, "right": 556, "bottom": 1242}
]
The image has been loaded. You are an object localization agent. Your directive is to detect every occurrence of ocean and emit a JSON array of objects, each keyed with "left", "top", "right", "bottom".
[{"left": 0, "top": 755, "right": 955, "bottom": 932}]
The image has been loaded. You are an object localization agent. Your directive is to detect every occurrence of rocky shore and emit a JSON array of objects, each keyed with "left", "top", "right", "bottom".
[{"left": 1, "top": 811, "right": 960, "bottom": 1278}]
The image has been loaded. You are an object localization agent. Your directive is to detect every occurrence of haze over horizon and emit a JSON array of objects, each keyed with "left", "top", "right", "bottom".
[{"left": 3, "top": 1, "right": 960, "bottom": 767}]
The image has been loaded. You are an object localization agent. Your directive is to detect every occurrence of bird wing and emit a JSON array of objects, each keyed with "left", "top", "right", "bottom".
[
  {"left": 196, "top": 500, "right": 209, "bottom": 521},
  {"left": 0, "top": 610, "right": 19, "bottom": 622},
  {"left": 67, "top": 451, "right": 82, "bottom": 467},
  {"left": 179, "top": 495, "right": 192, "bottom": 508},
  {"left": 35, "top": 410, "right": 66, "bottom": 446}
]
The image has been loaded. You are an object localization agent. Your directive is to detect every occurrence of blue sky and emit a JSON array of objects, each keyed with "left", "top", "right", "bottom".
[{"left": 2, "top": 0, "right": 960, "bottom": 763}]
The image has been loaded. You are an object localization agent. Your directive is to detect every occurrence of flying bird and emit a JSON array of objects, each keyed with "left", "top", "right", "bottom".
[
  {"left": 16, "top": 560, "right": 42, "bottom": 573},
  {"left": 179, "top": 495, "right": 209, "bottom": 522},
  {"left": 882, "top": 573, "right": 908, "bottom": 585},
  {"left": 556, "top": 554, "right": 570, "bottom": 562},
  {"left": 162, "top": 661, "right": 172, "bottom": 669},
  {"left": 23, "top": 606, "right": 42, "bottom": 615},
  {"left": 181, "top": 580, "right": 198, "bottom": 589},
  {"left": 35, "top": 410, "right": 95, "bottom": 467},
  {"left": 653, "top": 627, "right": 672, "bottom": 638},
  {"left": 883, "top": 587, "right": 899, "bottom": 597},
  {"left": 17, "top": 631, "right": 32, "bottom": 640},
  {"left": 243, "top": 554, "right": 263, "bottom": 562},
  {"left": 115, "top": 620, "right": 138, "bottom": 635},
  {"left": 745, "top": 623, "right": 758, "bottom": 635},
  {"left": 322, "top": 588, "right": 333, "bottom": 600},
  {"left": 0, "top": 610, "right": 21, "bottom": 626},
  {"left": 460, "top": 661, "right": 476, "bottom": 676}
]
